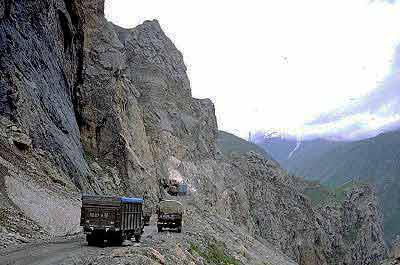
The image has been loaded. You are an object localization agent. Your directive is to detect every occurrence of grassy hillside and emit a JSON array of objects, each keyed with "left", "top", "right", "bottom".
[
  {"left": 285, "top": 139, "right": 344, "bottom": 176},
  {"left": 217, "top": 131, "right": 274, "bottom": 161},
  {"left": 288, "top": 131, "right": 400, "bottom": 186},
  {"left": 257, "top": 130, "right": 400, "bottom": 242},
  {"left": 255, "top": 137, "right": 343, "bottom": 171},
  {"left": 295, "top": 177, "right": 365, "bottom": 209}
]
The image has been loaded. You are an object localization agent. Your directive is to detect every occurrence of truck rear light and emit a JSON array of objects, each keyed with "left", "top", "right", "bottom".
[{"left": 110, "top": 221, "right": 115, "bottom": 225}]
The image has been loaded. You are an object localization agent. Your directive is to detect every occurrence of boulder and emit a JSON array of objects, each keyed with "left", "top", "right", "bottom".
[{"left": 10, "top": 132, "right": 32, "bottom": 150}]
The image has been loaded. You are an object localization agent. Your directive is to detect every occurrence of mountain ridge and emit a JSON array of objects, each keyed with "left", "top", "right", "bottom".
[{"left": 255, "top": 129, "right": 400, "bottom": 242}]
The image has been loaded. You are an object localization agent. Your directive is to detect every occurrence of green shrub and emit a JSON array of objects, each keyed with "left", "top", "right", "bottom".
[{"left": 188, "top": 242, "right": 240, "bottom": 265}]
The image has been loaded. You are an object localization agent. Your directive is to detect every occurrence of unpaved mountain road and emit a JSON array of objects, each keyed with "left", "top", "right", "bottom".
[
  {"left": 0, "top": 236, "right": 109, "bottom": 265},
  {"left": 0, "top": 199, "right": 193, "bottom": 265},
  {"left": 0, "top": 223, "right": 163, "bottom": 265},
  {"left": 0, "top": 204, "right": 298, "bottom": 265}
]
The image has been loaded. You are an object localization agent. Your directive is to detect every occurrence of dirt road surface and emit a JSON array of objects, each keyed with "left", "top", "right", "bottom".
[
  {"left": 0, "top": 236, "right": 105, "bottom": 265},
  {"left": 0, "top": 220, "right": 173, "bottom": 265}
]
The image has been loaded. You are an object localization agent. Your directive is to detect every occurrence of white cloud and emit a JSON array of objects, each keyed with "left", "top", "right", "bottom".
[{"left": 105, "top": 0, "right": 400, "bottom": 140}]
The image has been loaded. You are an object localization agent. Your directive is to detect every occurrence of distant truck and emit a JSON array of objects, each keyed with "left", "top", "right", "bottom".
[
  {"left": 80, "top": 194, "right": 144, "bottom": 246},
  {"left": 157, "top": 200, "right": 183, "bottom": 233},
  {"left": 166, "top": 179, "right": 179, "bottom": 196},
  {"left": 177, "top": 183, "right": 188, "bottom": 196},
  {"left": 143, "top": 208, "right": 152, "bottom": 226},
  {"left": 166, "top": 179, "right": 188, "bottom": 196}
]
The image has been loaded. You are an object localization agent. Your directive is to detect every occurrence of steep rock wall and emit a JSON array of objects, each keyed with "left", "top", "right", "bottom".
[
  {"left": 0, "top": 0, "right": 93, "bottom": 190},
  {"left": 74, "top": 0, "right": 218, "bottom": 205}
]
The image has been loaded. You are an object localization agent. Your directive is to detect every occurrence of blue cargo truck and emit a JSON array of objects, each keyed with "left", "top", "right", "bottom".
[{"left": 80, "top": 194, "right": 144, "bottom": 246}]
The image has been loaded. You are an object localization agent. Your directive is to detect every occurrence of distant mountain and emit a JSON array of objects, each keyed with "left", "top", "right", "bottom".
[
  {"left": 253, "top": 136, "right": 296, "bottom": 164},
  {"left": 284, "top": 139, "right": 345, "bottom": 178},
  {"left": 217, "top": 131, "right": 274, "bottom": 161},
  {"left": 257, "top": 136, "right": 344, "bottom": 172},
  {"left": 254, "top": 130, "right": 400, "bottom": 241}
]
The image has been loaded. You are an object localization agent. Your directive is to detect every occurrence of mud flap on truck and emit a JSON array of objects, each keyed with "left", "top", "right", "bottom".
[
  {"left": 157, "top": 220, "right": 182, "bottom": 233},
  {"left": 86, "top": 230, "right": 124, "bottom": 247}
]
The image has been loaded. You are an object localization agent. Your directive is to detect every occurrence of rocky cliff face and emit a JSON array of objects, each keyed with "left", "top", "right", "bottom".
[
  {"left": 380, "top": 237, "right": 400, "bottom": 264},
  {"left": 0, "top": 0, "right": 90, "bottom": 188},
  {"left": 183, "top": 147, "right": 387, "bottom": 265},
  {"left": 318, "top": 184, "right": 387, "bottom": 264},
  {"left": 0, "top": 0, "right": 387, "bottom": 264},
  {"left": 75, "top": 6, "right": 218, "bottom": 202}
]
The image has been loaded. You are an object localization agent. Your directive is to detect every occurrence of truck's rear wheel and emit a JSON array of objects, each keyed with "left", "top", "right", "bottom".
[
  {"left": 157, "top": 225, "right": 162, "bottom": 233},
  {"left": 86, "top": 234, "right": 95, "bottom": 246},
  {"left": 177, "top": 224, "right": 182, "bottom": 233},
  {"left": 109, "top": 232, "right": 123, "bottom": 246},
  {"left": 87, "top": 232, "right": 105, "bottom": 246},
  {"left": 95, "top": 231, "right": 106, "bottom": 247}
]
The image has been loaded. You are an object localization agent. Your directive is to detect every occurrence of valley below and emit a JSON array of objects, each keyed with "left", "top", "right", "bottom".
[{"left": 253, "top": 131, "right": 400, "bottom": 244}]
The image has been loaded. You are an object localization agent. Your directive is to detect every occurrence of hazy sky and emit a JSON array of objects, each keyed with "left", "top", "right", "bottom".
[{"left": 105, "top": 0, "right": 400, "bottom": 140}]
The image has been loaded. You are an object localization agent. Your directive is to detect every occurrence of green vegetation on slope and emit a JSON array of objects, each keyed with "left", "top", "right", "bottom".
[
  {"left": 188, "top": 242, "right": 240, "bottom": 265},
  {"left": 288, "top": 130, "right": 400, "bottom": 187},
  {"left": 301, "top": 179, "right": 367, "bottom": 208},
  {"left": 302, "top": 182, "right": 335, "bottom": 207},
  {"left": 260, "top": 130, "right": 400, "bottom": 242}
]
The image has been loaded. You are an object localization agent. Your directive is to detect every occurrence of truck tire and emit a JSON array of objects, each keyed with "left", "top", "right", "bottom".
[
  {"left": 88, "top": 232, "right": 104, "bottom": 247},
  {"left": 95, "top": 231, "right": 105, "bottom": 247},
  {"left": 114, "top": 237, "right": 124, "bottom": 246},
  {"left": 134, "top": 235, "right": 141, "bottom": 243},
  {"left": 86, "top": 234, "right": 95, "bottom": 246},
  {"left": 177, "top": 224, "right": 182, "bottom": 233},
  {"left": 157, "top": 225, "right": 162, "bottom": 233},
  {"left": 109, "top": 232, "right": 123, "bottom": 246}
]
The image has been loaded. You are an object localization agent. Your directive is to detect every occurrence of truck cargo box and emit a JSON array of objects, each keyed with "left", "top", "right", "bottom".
[{"left": 80, "top": 194, "right": 145, "bottom": 245}]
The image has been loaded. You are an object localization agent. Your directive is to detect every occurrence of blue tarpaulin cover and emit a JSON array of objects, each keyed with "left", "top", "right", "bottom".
[
  {"left": 120, "top": 197, "right": 144, "bottom": 203},
  {"left": 178, "top": 184, "right": 188, "bottom": 193}
]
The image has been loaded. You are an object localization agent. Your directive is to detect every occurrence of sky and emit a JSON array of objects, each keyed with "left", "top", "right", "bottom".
[{"left": 105, "top": 0, "right": 400, "bottom": 141}]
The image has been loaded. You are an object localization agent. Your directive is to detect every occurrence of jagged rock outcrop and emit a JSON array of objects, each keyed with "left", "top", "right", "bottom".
[
  {"left": 317, "top": 184, "right": 387, "bottom": 264},
  {"left": 174, "top": 149, "right": 387, "bottom": 265},
  {"left": 0, "top": 0, "right": 388, "bottom": 264},
  {"left": 381, "top": 237, "right": 400, "bottom": 264},
  {"left": 392, "top": 238, "right": 400, "bottom": 259},
  {"left": 341, "top": 186, "right": 387, "bottom": 264}
]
